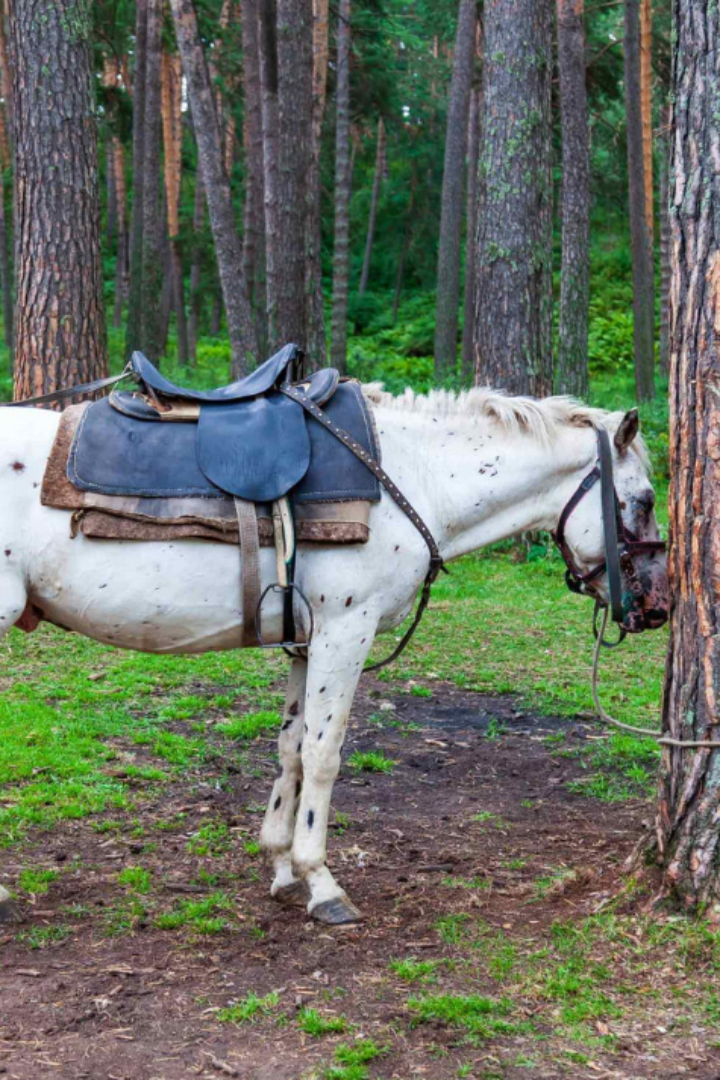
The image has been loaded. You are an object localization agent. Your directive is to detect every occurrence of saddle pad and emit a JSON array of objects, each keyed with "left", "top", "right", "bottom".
[{"left": 67, "top": 381, "right": 381, "bottom": 504}]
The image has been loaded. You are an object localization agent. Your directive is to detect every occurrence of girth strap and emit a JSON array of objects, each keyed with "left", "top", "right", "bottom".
[
  {"left": 234, "top": 498, "right": 261, "bottom": 647},
  {"left": 597, "top": 428, "right": 624, "bottom": 624}
]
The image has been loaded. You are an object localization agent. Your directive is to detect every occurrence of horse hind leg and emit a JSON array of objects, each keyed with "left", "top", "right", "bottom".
[
  {"left": 260, "top": 658, "right": 310, "bottom": 906},
  {"left": 0, "top": 572, "right": 29, "bottom": 924}
]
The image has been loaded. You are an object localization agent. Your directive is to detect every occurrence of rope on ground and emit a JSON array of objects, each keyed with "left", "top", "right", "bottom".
[{"left": 591, "top": 605, "right": 720, "bottom": 749}]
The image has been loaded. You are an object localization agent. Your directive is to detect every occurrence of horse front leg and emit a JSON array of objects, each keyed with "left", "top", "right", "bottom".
[
  {"left": 260, "top": 658, "right": 309, "bottom": 905},
  {"left": 291, "top": 614, "right": 375, "bottom": 925},
  {"left": 0, "top": 571, "right": 29, "bottom": 924}
]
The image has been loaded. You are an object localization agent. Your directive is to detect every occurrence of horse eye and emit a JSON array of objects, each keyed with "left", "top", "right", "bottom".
[{"left": 637, "top": 490, "right": 655, "bottom": 513}]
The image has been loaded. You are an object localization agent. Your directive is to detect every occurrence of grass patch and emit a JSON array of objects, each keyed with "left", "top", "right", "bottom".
[
  {"left": 187, "top": 821, "right": 231, "bottom": 856},
  {"left": 155, "top": 892, "right": 235, "bottom": 934},
  {"left": 297, "top": 1007, "right": 348, "bottom": 1036},
  {"left": 389, "top": 956, "right": 441, "bottom": 984},
  {"left": 216, "top": 710, "right": 282, "bottom": 740},
  {"left": 408, "top": 993, "right": 519, "bottom": 1039},
  {"left": 324, "top": 1039, "right": 387, "bottom": 1080},
  {"left": 117, "top": 865, "right": 152, "bottom": 894},
  {"left": 347, "top": 750, "right": 395, "bottom": 774},
  {"left": 217, "top": 991, "right": 280, "bottom": 1023},
  {"left": 16, "top": 924, "right": 71, "bottom": 949},
  {"left": 18, "top": 867, "right": 59, "bottom": 894}
]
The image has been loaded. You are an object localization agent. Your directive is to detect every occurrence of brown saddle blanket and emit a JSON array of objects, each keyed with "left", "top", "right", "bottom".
[{"left": 42, "top": 404, "right": 372, "bottom": 546}]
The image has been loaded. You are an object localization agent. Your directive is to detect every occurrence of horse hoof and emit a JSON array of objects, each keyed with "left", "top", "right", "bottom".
[
  {"left": 0, "top": 898, "right": 24, "bottom": 925},
  {"left": 272, "top": 880, "right": 310, "bottom": 906},
  {"left": 311, "top": 895, "right": 363, "bottom": 925}
]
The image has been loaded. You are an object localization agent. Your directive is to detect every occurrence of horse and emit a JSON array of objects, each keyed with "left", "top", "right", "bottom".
[{"left": 0, "top": 385, "right": 668, "bottom": 925}]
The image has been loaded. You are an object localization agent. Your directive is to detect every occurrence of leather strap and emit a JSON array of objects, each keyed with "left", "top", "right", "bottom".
[
  {"left": 235, "top": 498, "right": 261, "bottom": 647},
  {"left": 3, "top": 370, "right": 130, "bottom": 407},
  {"left": 597, "top": 428, "right": 624, "bottom": 624}
]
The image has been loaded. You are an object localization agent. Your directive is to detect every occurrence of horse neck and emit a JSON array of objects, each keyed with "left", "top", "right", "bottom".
[{"left": 375, "top": 407, "right": 597, "bottom": 562}]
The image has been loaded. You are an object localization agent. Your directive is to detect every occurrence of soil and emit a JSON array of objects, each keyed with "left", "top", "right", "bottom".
[{"left": 0, "top": 681, "right": 715, "bottom": 1080}]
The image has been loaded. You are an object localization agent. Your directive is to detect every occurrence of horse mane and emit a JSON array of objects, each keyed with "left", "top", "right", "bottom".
[{"left": 362, "top": 383, "right": 651, "bottom": 469}]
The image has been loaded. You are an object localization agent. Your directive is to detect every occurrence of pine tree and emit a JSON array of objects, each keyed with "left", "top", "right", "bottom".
[{"left": 330, "top": 0, "right": 352, "bottom": 372}]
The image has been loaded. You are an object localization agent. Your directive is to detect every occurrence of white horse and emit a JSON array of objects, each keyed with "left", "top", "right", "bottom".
[{"left": 0, "top": 387, "right": 667, "bottom": 924}]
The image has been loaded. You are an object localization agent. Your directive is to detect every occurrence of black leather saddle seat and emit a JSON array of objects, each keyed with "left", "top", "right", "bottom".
[{"left": 68, "top": 345, "right": 380, "bottom": 506}]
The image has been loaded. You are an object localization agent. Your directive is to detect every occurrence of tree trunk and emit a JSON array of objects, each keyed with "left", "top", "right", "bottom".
[
  {"left": 276, "top": 0, "right": 313, "bottom": 346},
  {"left": 258, "top": 0, "right": 280, "bottom": 351},
  {"left": 9, "top": 0, "right": 107, "bottom": 399},
  {"left": 473, "top": 0, "right": 553, "bottom": 396},
  {"left": 392, "top": 168, "right": 417, "bottom": 326},
  {"left": 0, "top": 165, "right": 12, "bottom": 354},
  {"left": 112, "top": 137, "right": 128, "bottom": 329},
  {"left": 305, "top": 0, "right": 329, "bottom": 366},
  {"left": 625, "top": 0, "right": 655, "bottom": 401},
  {"left": 161, "top": 50, "right": 189, "bottom": 365},
  {"left": 358, "top": 116, "right": 384, "bottom": 297},
  {"left": 658, "top": 101, "right": 670, "bottom": 378},
  {"left": 434, "top": 0, "right": 478, "bottom": 380},
  {"left": 329, "top": 0, "right": 351, "bottom": 372},
  {"left": 170, "top": 0, "right": 258, "bottom": 375},
  {"left": 461, "top": 74, "right": 481, "bottom": 382},
  {"left": 654, "top": 0, "right": 720, "bottom": 914},
  {"left": 188, "top": 165, "right": 204, "bottom": 361},
  {"left": 240, "top": 0, "right": 266, "bottom": 349},
  {"left": 555, "top": 0, "right": 590, "bottom": 399},
  {"left": 140, "top": 0, "right": 164, "bottom": 360},
  {"left": 126, "top": 0, "right": 148, "bottom": 359},
  {"left": 106, "top": 139, "right": 117, "bottom": 241},
  {"left": 0, "top": 7, "right": 14, "bottom": 154},
  {"left": 640, "top": 0, "right": 653, "bottom": 241}
]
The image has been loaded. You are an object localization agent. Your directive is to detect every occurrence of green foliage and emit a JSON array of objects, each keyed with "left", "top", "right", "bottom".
[
  {"left": 347, "top": 750, "right": 395, "bottom": 773},
  {"left": 18, "top": 867, "right": 59, "bottom": 895},
  {"left": 217, "top": 991, "right": 280, "bottom": 1024},
  {"left": 297, "top": 1007, "right": 348, "bottom": 1037},
  {"left": 216, "top": 710, "right": 282, "bottom": 740}
]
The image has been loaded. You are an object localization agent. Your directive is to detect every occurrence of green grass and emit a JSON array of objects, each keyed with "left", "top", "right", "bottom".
[
  {"left": 187, "top": 821, "right": 232, "bottom": 856},
  {"left": 16, "top": 924, "right": 71, "bottom": 949},
  {"left": 216, "top": 710, "right": 282, "bottom": 739},
  {"left": 117, "top": 865, "right": 152, "bottom": 894},
  {"left": 297, "top": 1007, "right": 349, "bottom": 1036},
  {"left": 155, "top": 892, "right": 235, "bottom": 934},
  {"left": 217, "top": 991, "right": 280, "bottom": 1024},
  {"left": 324, "top": 1039, "right": 387, "bottom": 1080},
  {"left": 389, "top": 957, "right": 442, "bottom": 984},
  {"left": 407, "top": 993, "right": 519, "bottom": 1039},
  {"left": 347, "top": 750, "right": 395, "bottom": 774},
  {"left": 17, "top": 867, "right": 59, "bottom": 894}
]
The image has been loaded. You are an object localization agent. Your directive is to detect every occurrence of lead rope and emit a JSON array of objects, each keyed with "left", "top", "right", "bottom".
[{"left": 591, "top": 604, "right": 720, "bottom": 749}]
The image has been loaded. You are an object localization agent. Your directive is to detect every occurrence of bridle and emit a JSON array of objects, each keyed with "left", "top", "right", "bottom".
[{"left": 552, "top": 428, "right": 666, "bottom": 637}]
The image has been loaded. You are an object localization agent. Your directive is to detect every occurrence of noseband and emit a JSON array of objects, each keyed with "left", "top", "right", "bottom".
[{"left": 553, "top": 428, "right": 666, "bottom": 629}]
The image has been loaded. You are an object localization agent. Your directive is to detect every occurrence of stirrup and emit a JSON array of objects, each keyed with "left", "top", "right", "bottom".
[{"left": 255, "top": 582, "right": 314, "bottom": 651}]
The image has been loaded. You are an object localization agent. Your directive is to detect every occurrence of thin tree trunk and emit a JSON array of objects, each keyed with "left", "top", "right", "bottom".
[
  {"left": 625, "top": 0, "right": 655, "bottom": 401},
  {"left": 170, "top": 0, "right": 258, "bottom": 375},
  {"left": 461, "top": 73, "right": 481, "bottom": 382},
  {"left": 113, "top": 138, "right": 128, "bottom": 329},
  {"left": 9, "top": 0, "right": 107, "bottom": 399},
  {"left": 473, "top": 0, "right": 553, "bottom": 396},
  {"left": 140, "top": 0, "right": 164, "bottom": 360},
  {"left": 258, "top": 0, "right": 280, "bottom": 351},
  {"left": 434, "top": 0, "right": 478, "bottom": 380},
  {"left": 106, "top": 143, "right": 117, "bottom": 241},
  {"left": 161, "top": 50, "right": 189, "bottom": 365},
  {"left": 358, "top": 116, "right": 384, "bottom": 297},
  {"left": 392, "top": 168, "right": 417, "bottom": 325},
  {"left": 126, "top": 0, "right": 148, "bottom": 359},
  {"left": 640, "top": 0, "right": 653, "bottom": 241},
  {"left": 0, "top": 165, "right": 12, "bottom": 354},
  {"left": 654, "top": 0, "right": 720, "bottom": 914},
  {"left": 555, "top": 0, "right": 590, "bottom": 399},
  {"left": 0, "top": 97, "right": 9, "bottom": 170},
  {"left": 330, "top": 0, "right": 351, "bottom": 372},
  {"left": 159, "top": 198, "right": 172, "bottom": 356},
  {"left": 188, "top": 165, "right": 204, "bottom": 361},
  {"left": 658, "top": 101, "right": 670, "bottom": 378},
  {"left": 276, "top": 0, "right": 313, "bottom": 345},
  {"left": 305, "top": 0, "right": 329, "bottom": 366},
  {"left": 240, "top": 0, "right": 266, "bottom": 351},
  {"left": 0, "top": 7, "right": 13, "bottom": 154}
]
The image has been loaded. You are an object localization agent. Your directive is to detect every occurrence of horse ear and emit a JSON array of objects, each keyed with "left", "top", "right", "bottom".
[{"left": 614, "top": 408, "right": 639, "bottom": 454}]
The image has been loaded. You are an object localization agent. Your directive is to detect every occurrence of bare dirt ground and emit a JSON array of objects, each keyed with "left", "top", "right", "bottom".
[{"left": 1, "top": 681, "right": 717, "bottom": 1080}]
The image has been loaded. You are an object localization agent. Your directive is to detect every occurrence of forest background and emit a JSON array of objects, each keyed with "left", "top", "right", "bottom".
[{"left": 0, "top": 0, "right": 671, "bottom": 483}]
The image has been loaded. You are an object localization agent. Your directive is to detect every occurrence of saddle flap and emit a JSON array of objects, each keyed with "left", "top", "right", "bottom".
[
  {"left": 131, "top": 343, "right": 302, "bottom": 403},
  {"left": 196, "top": 393, "right": 311, "bottom": 503}
]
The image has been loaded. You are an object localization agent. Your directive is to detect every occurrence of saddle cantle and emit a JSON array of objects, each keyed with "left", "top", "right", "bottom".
[{"left": 67, "top": 346, "right": 380, "bottom": 505}]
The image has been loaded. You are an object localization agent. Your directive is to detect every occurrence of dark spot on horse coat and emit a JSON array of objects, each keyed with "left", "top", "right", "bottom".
[
  {"left": 320, "top": 595, "right": 325, "bottom": 603},
  {"left": 345, "top": 596, "right": 353, "bottom": 607},
  {"left": 319, "top": 686, "right": 326, "bottom": 694},
  {"left": 295, "top": 780, "right": 302, "bottom": 797},
  {"left": 317, "top": 731, "right": 323, "bottom": 740},
  {"left": 307, "top": 810, "right": 314, "bottom": 828},
  {"left": 289, "top": 700, "right": 299, "bottom": 716},
  {"left": 297, "top": 742, "right": 302, "bottom": 753},
  {"left": 281, "top": 718, "right": 293, "bottom": 731},
  {"left": 274, "top": 796, "right": 282, "bottom": 810},
  {"left": 4, "top": 550, "right": 10, "bottom": 557},
  {"left": 10, "top": 462, "right": 25, "bottom": 472}
]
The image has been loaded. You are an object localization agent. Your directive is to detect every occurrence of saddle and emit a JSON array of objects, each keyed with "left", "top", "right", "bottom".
[{"left": 68, "top": 345, "right": 379, "bottom": 506}]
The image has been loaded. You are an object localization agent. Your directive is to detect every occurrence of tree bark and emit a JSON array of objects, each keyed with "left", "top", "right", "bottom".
[
  {"left": 170, "top": 0, "right": 258, "bottom": 375},
  {"left": 126, "top": 0, "right": 148, "bottom": 359},
  {"left": 112, "top": 137, "right": 128, "bottom": 329},
  {"left": 358, "top": 115, "right": 384, "bottom": 297},
  {"left": 555, "top": 0, "right": 590, "bottom": 399},
  {"left": 240, "top": 0, "right": 266, "bottom": 349},
  {"left": 473, "top": 0, "right": 553, "bottom": 396},
  {"left": 0, "top": 165, "right": 12, "bottom": 354},
  {"left": 640, "top": 0, "right": 653, "bottom": 241},
  {"left": 434, "top": 0, "right": 478, "bottom": 380},
  {"left": 625, "top": 0, "right": 656, "bottom": 401},
  {"left": 330, "top": 0, "right": 351, "bottom": 372},
  {"left": 461, "top": 74, "right": 481, "bottom": 382},
  {"left": 140, "top": 0, "right": 164, "bottom": 360},
  {"left": 0, "top": 6, "right": 14, "bottom": 155},
  {"left": 161, "top": 49, "right": 189, "bottom": 365},
  {"left": 658, "top": 101, "right": 670, "bottom": 378},
  {"left": 655, "top": 0, "right": 720, "bottom": 914},
  {"left": 305, "top": 0, "right": 329, "bottom": 366},
  {"left": 392, "top": 168, "right": 417, "bottom": 325},
  {"left": 188, "top": 165, "right": 204, "bottom": 361},
  {"left": 258, "top": 0, "right": 280, "bottom": 351},
  {"left": 9, "top": 0, "right": 107, "bottom": 399},
  {"left": 276, "top": 0, "right": 313, "bottom": 346}
]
